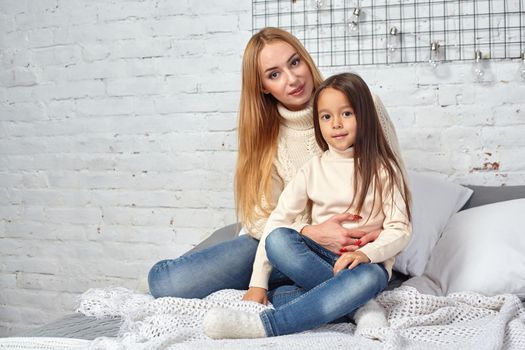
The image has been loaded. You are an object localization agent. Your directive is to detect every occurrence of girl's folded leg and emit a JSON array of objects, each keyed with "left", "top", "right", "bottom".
[
  {"left": 260, "top": 263, "right": 388, "bottom": 336},
  {"left": 265, "top": 227, "right": 339, "bottom": 290},
  {"left": 204, "top": 263, "right": 387, "bottom": 339},
  {"left": 268, "top": 284, "right": 305, "bottom": 308}
]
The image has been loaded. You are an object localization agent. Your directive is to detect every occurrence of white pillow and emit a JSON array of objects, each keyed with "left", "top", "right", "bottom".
[
  {"left": 393, "top": 172, "right": 473, "bottom": 276},
  {"left": 407, "top": 198, "right": 525, "bottom": 298}
]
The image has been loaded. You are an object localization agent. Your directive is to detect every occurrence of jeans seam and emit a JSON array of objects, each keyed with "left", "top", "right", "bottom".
[
  {"left": 260, "top": 310, "right": 276, "bottom": 337},
  {"left": 301, "top": 235, "right": 338, "bottom": 262},
  {"left": 271, "top": 289, "right": 303, "bottom": 297},
  {"left": 298, "top": 238, "right": 335, "bottom": 272}
]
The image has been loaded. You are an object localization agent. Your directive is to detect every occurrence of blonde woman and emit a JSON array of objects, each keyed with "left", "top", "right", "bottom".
[{"left": 148, "top": 28, "right": 403, "bottom": 315}]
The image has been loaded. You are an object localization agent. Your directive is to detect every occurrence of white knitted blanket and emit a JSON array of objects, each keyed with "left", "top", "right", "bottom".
[
  {"left": 67, "top": 286, "right": 525, "bottom": 350},
  {"left": 2, "top": 287, "right": 523, "bottom": 350}
]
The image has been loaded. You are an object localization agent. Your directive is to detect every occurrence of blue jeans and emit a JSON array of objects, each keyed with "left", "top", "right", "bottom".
[
  {"left": 260, "top": 227, "right": 389, "bottom": 336},
  {"left": 148, "top": 234, "right": 292, "bottom": 299}
]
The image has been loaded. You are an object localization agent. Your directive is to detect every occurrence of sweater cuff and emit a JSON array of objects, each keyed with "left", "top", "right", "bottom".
[{"left": 249, "top": 272, "right": 270, "bottom": 290}]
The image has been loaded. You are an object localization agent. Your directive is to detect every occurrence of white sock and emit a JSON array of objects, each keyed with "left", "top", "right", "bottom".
[
  {"left": 203, "top": 307, "right": 267, "bottom": 339},
  {"left": 354, "top": 299, "right": 388, "bottom": 333}
]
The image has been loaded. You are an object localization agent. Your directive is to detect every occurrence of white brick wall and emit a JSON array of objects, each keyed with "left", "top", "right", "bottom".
[{"left": 0, "top": 0, "right": 524, "bottom": 336}]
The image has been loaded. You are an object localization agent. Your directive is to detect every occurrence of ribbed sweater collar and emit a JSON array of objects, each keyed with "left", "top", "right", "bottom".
[
  {"left": 326, "top": 145, "right": 355, "bottom": 160},
  {"left": 277, "top": 102, "right": 313, "bottom": 131}
]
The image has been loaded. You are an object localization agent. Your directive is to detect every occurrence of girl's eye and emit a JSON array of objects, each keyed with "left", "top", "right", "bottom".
[
  {"left": 343, "top": 111, "right": 353, "bottom": 118},
  {"left": 291, "top": 57, "right": 300, "bottom": 66},
  {"left": 269, "top": 71, "right": 279, "bottom": 79},
  {"left": 320, "top": 114, "right": 331, "bottom": 121}
]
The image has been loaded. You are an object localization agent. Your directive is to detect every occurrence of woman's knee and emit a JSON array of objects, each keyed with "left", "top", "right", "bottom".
[{"left": 147, "top": 258, "right": 191, "bottom": 298}]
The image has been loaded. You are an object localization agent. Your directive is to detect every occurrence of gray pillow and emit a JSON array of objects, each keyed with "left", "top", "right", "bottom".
[
  {"left": 461, "top": 185, "right": 525, "bottom": 210},
  {"left": 183, "top": 223, "right": 241, "bottom": 256}
]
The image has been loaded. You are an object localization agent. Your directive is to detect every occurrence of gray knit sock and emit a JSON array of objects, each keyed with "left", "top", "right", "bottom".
[{"left": 203, "top": 307, "right": 267, "bottom": 339}]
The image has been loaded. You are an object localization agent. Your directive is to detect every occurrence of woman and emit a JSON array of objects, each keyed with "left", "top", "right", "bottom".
[{"left": 148, "top": 28, "right": 404, "bottom": 309}]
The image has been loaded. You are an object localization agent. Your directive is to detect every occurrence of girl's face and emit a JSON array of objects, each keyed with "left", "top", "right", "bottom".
[
  {"left": 317, "top": 88, "right": 357, "bottom": 152},
  {"left": 258, "top": 40, "right": 314, "bottom": 111}
]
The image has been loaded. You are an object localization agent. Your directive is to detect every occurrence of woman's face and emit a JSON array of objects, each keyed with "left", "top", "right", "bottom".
[{"left": 258, "top": 40, "right": 314, "bottom": 111}]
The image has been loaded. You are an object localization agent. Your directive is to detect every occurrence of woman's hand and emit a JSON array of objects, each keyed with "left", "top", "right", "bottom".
[
  {"left": 333, "top": 251, "right": 370, "bottom": 275},
  {"left": 242, "top": 287, "right": 268, "bottom": 305},
  {"left": 301, "top": 213, "right": 376, "bottom": 253},
  {"left": 338, "top": 229, "right": 382, "bottom": 253}
]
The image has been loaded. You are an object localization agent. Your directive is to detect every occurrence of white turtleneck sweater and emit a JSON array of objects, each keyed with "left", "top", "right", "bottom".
[
  {"left": 244, "top": 94, "right": 404, "bottom": 241},
  {"left": 249, "top": 146, "right": 412, "bottom": 290}
]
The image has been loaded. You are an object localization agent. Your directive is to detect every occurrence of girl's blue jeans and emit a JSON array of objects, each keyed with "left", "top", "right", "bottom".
[
  {"left": 147, "top": 227, "right": 388, "bottom": 336},
  {"left": 261, "top": 227, "right": 388, "bottom": 336}
]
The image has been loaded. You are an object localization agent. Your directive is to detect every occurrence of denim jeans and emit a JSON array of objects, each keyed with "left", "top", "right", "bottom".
[
  {"left": 260, "top": 227, "right": 389, "bottom": 337},
  {"left": 148, "top": 234, "right": 292, "bottom": 299}
]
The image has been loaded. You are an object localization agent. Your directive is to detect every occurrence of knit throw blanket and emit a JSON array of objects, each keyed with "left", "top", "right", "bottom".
[
  {"left": 2, "top": 287, "right": 523, "bottom": 350},
  {"left": 66, "top": 286, "right": 525, "bottom": 350}
]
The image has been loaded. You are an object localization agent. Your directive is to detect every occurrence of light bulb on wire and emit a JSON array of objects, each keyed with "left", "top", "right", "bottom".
[
  {"left": 313, "top": 0, "right": 324, "bottom": 9},
  {"left": 387, "top": 26, "right": 399, "bottom": 55},
  {"left": 428, "top": 41, "right": 441, "bottom": 68},
  {"left": 473, "top": 50, "right": 485, "bottom": 82},
  {"left": 348, "top": 8, "right": 361, "bottom": 32}
]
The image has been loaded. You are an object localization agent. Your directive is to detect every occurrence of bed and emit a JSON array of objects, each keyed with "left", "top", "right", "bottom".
[{"left": 4, "top": 175, "right": 525, "bottom": 350}]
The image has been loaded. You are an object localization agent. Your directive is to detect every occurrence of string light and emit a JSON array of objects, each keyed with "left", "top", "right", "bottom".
[
  {"left": 428, "top": 41, "right": 441, "bottom": 68},
  {"left": 387, "top": 26, "right": 400, "bottom": 55},
  {"left": 473, "top": 50, "right": 485, "bottom": 81},
  {"left": 348, "top": 8, "right": 361, "bottom": 32}
]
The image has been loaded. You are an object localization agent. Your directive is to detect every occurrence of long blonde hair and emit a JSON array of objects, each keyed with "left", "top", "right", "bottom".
[{"left": 235, "top": 27, "right": 323, "bottom": 228}]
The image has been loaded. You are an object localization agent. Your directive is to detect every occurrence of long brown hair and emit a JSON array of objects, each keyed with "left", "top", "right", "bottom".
[
  {"left": 235, "top": 27, "right": 324, "bottom": 228},
  {"left": 313, "top": 73, "right": 411, "bottom": 220}
]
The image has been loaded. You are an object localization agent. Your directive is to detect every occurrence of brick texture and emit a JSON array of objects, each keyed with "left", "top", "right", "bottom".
[{"left": 0, "top": 0, "right": 524, "bottom": 336}]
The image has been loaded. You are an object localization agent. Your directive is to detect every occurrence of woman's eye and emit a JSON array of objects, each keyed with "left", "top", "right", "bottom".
[
  {"left": 291, "top": 57, "right": 300, "bottom": 66},
  {"left": 269, "top": 71, "right": 279, "bottom": 79},
  {"left": 343, "top": 111, "right": 353, "bottom": 118}
]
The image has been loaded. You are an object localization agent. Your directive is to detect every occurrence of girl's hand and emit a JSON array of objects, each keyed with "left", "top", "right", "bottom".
[
  {"left": 338, "top": 229, "right": 382, "bottom": 253},
  {"left": 333, "top": 251, "right": 371, "bottom": 275},
  {"left": 301, "top": 213, "right": 365, "bottom": 253},
  {"left": 242, "top": 287, "right": 268, "bottom": 305}
]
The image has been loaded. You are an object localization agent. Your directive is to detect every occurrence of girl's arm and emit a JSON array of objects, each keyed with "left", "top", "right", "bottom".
[
  {"left": 248, "top": 165, "right": 311, "bottom": 291},
  {"left": 244, "top": 166, "right": 310, "bottom": 240}
]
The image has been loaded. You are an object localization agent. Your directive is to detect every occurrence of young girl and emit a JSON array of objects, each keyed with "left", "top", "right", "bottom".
[{"left": 203, "top": 72, "right": 412, "bottom": 338}]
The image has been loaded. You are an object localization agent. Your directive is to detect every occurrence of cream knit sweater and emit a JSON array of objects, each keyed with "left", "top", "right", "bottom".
[
  {"left": 249, "top": 146, "right": 411, "bottom": 289},
  {"left": 244, "top": 94, "right": 404, "bottom": 240}
]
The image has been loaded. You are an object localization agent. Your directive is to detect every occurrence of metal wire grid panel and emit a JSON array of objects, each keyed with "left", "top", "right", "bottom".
[{"left": 252, "top": 0, "right": 525, "bottom": 66}]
